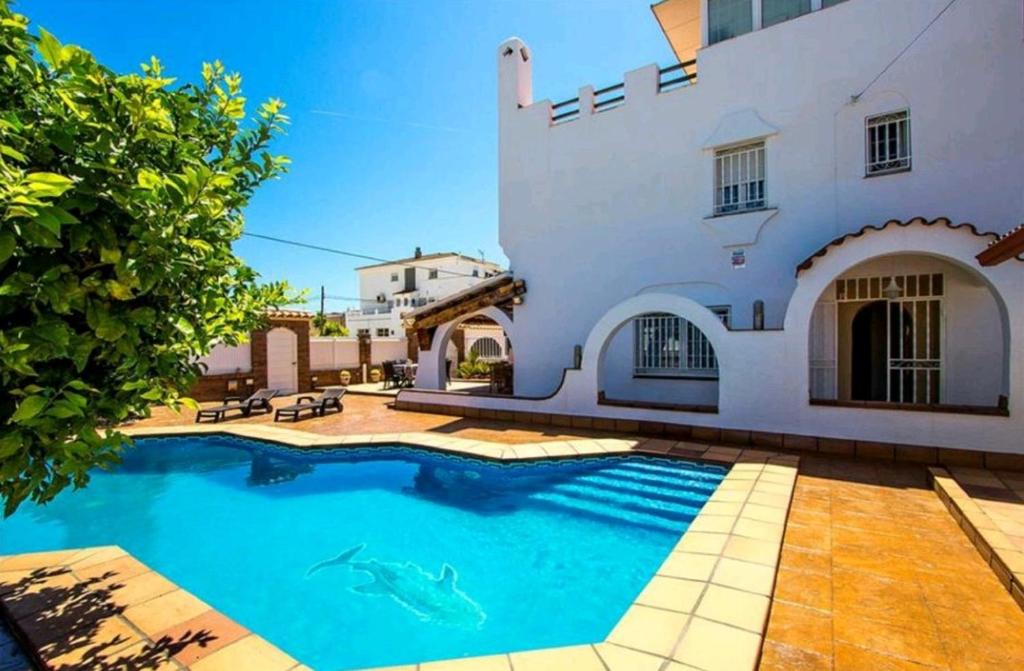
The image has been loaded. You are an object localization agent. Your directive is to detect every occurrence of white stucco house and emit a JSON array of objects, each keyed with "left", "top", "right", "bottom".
[
  {"left": 403, "top": 0, "right": 1024, "bottom": 458},
  {"left": 344, "top": 248, "right": 503, "bottom": 337}
]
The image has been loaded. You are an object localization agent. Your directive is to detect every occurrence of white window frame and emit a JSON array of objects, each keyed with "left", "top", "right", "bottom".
[
  {"left": 865, "top": 110, "right": 911, "bottom": 176},
  {"left": 714, "top": 141, "right": 766, "bottom": 215},
  {"left": 633, "top": 308, "right": 729, "bottom": 378}
]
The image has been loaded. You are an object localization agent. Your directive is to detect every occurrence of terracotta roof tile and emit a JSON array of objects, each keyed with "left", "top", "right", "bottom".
[{"left": 795, "top": 217, "right": 999, "bottom": 276}]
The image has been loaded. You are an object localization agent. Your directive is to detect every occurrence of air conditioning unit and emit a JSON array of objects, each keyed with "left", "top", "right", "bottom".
[{"left": 376, "top": 293, "right": 386, "bottom": 303}]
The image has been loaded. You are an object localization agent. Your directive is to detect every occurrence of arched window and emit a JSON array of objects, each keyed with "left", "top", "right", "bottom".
[{"left": 470, "top": 337, "right": 502, "bottom": 359}]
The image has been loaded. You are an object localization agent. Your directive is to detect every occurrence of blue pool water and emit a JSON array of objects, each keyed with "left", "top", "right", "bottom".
[{"left": 1, "top": 436, "right": 726, "bottom": 670}]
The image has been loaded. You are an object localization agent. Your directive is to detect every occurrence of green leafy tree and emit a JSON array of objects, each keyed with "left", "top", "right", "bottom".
[
  {"left": 312, "top": 312, "right": 349, "bottom": 337},
  {"left": 0, "top": 3, "right": 294, "bottom": 515}
]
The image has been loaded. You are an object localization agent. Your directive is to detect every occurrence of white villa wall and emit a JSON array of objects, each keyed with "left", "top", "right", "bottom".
[
  {"left": 497, "top": 0, "right": 1024, "bottom": 399},
  {"left": 409, "top": 0, "right": 1024, "bottom": 454},
  {"left": 197, "top": 343, "right": 251, "bottom": 375},
  {"left": 309, "top": 337, "right": 361, "bottom": 370}
]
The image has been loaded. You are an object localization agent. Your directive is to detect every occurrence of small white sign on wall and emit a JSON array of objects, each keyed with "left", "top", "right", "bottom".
[{"left": 731, "top": 249, "right": 747, "bottom": 269}]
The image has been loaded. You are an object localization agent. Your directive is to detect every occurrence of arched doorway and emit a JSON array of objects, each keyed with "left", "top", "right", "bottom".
[
  {"left": 808, "top": 253, "right": 1007, "bottom": 408},
  {"left": 417, "top": 306, "right": 516, "bottom": 392},
  {"left": 851, "top": 301, "right": 887, "bottom": 401},
  {"left": 266, "top": 327, "right": 298, "bottom": 394}
]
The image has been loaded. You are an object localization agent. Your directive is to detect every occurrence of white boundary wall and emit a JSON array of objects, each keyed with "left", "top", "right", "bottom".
[
  {"left": 371, "top": 338, "right": 409, "bottom": 365},
  {"left": 310, "top": 337, "right": 360, "bottom": 370},
  {"left": 197, "top": 343, "right": 251, "bottom": 375}
]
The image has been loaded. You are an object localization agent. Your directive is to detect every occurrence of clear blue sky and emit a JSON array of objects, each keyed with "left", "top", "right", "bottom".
[{"left": 20, "top": 0, "right": 675, "bottom": 311}]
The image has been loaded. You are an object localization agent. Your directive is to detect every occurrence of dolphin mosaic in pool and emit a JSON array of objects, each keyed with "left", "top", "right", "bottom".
[{"left": 308, "top": 543, "right": 486, "bottom": 629}]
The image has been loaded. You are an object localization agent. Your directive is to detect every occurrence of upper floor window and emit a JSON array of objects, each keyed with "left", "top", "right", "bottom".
[
  {"left": 428, "top": 269, "right": 438, "bottom": 279},
  {"left": 866, "top": 110, "right": 911, "bottom": 176},
  {"left": 375, "top": 328, "right": 390, "bottom": 337},
  {"left": 472, "top": 269, "right": 480, "bottom": 277},
  {"left": 762, "top": 0, "right": 810, "bottom": 28},
  {"left": 390, "top": 273, "right": 398, "bottom": 282},
  {"left": 714, "top": 142, "right": 765, "bottom": 215},
  {"left": 708, "top": 0, "right": 753, "bottom": 45}
]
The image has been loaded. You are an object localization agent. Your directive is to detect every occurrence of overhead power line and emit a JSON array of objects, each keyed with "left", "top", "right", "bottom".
[
  {"left": 240, "top": 231, "right": 484, "bottom": 278},
  {"left": 851, "top": 0, "right": 959, "bottom": 102}
]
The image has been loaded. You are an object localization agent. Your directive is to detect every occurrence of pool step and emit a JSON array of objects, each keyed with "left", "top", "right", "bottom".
[
  {"left": 608, "top": 460, "right": 724, "bottom": 484},
  {"left": 582, "top": 467, "right": 721, "bottom": 495},
  {"left": 529, "top": 490, "right": 691, "bottom": 533},
  {"left": 544, "top": 481, "right": 703, "bottom": 521},
  {"left": 572, "top": 473, "right": 718, "bottom": 505}
]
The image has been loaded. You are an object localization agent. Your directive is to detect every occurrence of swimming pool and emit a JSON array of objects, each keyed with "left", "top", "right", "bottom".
[{"left": 1, "top": 436, "right": 726, "bottom": 670}]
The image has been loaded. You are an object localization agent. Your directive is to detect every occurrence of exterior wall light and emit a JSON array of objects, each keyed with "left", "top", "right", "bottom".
[{"left": 882, "top": 277, "right": 903, "bottom": 299}]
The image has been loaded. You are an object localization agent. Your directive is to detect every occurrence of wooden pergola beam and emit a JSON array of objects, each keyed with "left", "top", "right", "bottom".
[
  {"left": 407, "top": 278, "right": 525, "bottom": 350},
  {"left": 977, "top": 225, "right": 1024, "bottom": 267}
]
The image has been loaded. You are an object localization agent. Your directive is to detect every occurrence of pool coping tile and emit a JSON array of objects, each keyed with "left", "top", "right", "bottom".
[{"left": 2, "top": 424, "right": 799, "bottom": 671}]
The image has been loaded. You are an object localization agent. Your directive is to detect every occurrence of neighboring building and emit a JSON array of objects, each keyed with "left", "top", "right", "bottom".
[
  {"left": 345, "top": 248, "right": 503, "bottom": 337},
  {"left": 405, "top": 0, "right": 1024, "bottom": 457}
]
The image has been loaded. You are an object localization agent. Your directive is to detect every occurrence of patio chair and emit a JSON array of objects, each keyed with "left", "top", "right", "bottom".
[
  {"left": 195, "top": 389, "right": 277, "bottom": 423},
  {"left": 381, "top": 360, "right": 396, "bottom": 390},
  {"left": 273, "top": 387, "right": 346, "bottom": 422}
]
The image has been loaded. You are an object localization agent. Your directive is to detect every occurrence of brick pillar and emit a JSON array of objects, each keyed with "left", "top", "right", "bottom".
[
  {"left": 358, "top": 332, "right": 372, "bottom": 381},
  {"left": 406, "top": 329, "right": 419, "bottom": 363},
  {"left": 294, "top": 320, "right": 311, "bottom": 392},
  {"left": 451, "top": 328, "right": 466, "bottom": 363},
  {"left": 251, "top": 329, "right": 268, "bottom": 391}
]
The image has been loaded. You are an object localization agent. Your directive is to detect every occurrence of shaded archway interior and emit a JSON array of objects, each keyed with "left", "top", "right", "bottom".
[
  {"left": 597, "top": 309, "right": 721, "bottom": 413},
  {"left": 808, "top": 252, "right": 1009, "bottom": 412}
]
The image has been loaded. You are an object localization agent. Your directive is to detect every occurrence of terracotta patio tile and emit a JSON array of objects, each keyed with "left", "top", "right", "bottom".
[
  {"left": 832, "top": 612, "right": 946, "bottom": 668},
  {"left": 33, "top": 614, "right": 142, "bottom": 667},
  {"left": 0, "top": 550, "right": 80, "bottom": 571},
  {"left": 773, "top": 566, "right": 832, "bottom": 611},
  {"left": 778, "top": 544, "right": 831, "bottom": 576},
  {"left": 72, "top": 555, "right": 150, "bottom": 584},
  {"left": 153, "top": 607, "right": 250, "bottom": 666},
  {"left": 764, "top": 600, "right": 833, "bottom": 658},
  {"left": 759, "top": 640, "right": 832, "bottom": 671},
  {"left": 833, "top": 641, "right": 947, "bottom": 671},
  {"left": 189, "top": 634, "right": 298, "bottom": 671},
  {"left": 783, "top": 524, "right": 831, "bottom": 553},
  {"left": 122, "top": 589, "right": 210, "bottom": 637},
  {"left": 100, "top": 571, "right": 179, "bottom": 609}
]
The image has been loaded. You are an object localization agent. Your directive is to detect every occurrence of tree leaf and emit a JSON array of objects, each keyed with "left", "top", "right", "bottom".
[
  {"left": 36, "top": 27, "right": 63, "bottom": 68},
  {"left": 0, "top": 232, "right": 15, "bottom": 264},
  {"left": 11, "top": 395, "right": 48, "bottom": 423}
]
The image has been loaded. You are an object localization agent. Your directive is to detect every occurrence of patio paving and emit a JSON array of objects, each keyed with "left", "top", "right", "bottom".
[
  {"left": 130, "top": 393, "right": 606, "bottom": 445},
  {"left": 33, "top": 404, "right": 1024, "bottom": 670},
  {"left": 761, "top": 455, "right": 1024, "bottom": 671}
]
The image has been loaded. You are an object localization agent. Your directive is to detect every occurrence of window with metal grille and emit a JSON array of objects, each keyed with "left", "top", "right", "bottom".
[
  {"left": 470, "top": 337, "right": 503, "bottom": 359},
  {"left": 428, "top": 269, "right": 438, "bottom": 279},
  {"left": 865, "top": 110, "right": 911, "bottom": 175},
  {"left": 633, "top": 308, "right": 729, "bottom": 377},
  {"left": 714, "top": 142, "right": 765, "bottom": 215}
]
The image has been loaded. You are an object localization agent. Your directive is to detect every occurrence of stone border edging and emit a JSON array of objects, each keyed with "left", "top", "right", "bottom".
[{"left": 928, "top": 466, "right": 1024, "bottom": 611}]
